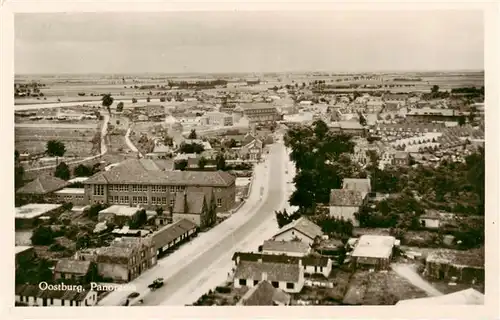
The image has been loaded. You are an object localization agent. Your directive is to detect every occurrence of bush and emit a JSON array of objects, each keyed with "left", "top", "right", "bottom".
[
  {"left": 215, "top": 286, "right": 231, "bottom": 294},
  {"left": 48, "top": 243, "right": 67, "bottom": 252},
  {"left": 31, "top": 226, "right": 56, "bottom": 245}
]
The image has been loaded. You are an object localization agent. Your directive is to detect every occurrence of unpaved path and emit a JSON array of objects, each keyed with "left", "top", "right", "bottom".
[{"left": 391, "top": 263, "right": 443, "bottom": 297}]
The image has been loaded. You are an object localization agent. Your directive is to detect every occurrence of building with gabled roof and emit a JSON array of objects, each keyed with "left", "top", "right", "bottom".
[
  {"left": 329, "top": 189, "right": 367, "bottom": 227},
  {"left": 92, "top": 236, "right": 157, "bottom": 282},
  {"left": 233, "top": 260, "right": 304, "bottom": 293},
  {"left": 272, "top": 217, "right": 323, "bottom": 245},
  {"left": 172, "top": 191, "right": 215, "bottom": 228},
  {"left": 350, "top": 235, "right": 397, "bottom": 270},
  {"left": 237, "top": 280, "right": 291, "bottom": 306},
  {"left": 15, "top": 284, "right": 98, "bottom": 307},
  {"left": 262, "top": 240, "right": 311, "bottom": 257},
  {"left": 16, "top": 175, "right": 69, "bottom": 202},
  {"left": 342, "top": 178, "right": 372, "bottom": 197},
  {"left": 232, "top": 251, "right": 334, "bottom": 278},
  {"left": 54, "top": 259, "right": 94, "bottom": 282},
  {"left": 152, "top": 218, "right": 198, "bottom": 256},
  {"left": 82, "top": 158, "right": 236, "bottom": 212}
]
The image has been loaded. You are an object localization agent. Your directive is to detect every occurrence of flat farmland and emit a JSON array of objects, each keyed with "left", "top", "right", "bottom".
[{"left": 15, "top": 125, "right": 100, "bottom": 158}]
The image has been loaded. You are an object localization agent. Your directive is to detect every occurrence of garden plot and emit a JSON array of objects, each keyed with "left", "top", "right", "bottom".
[
  {"left": 15, "top": 126, "right": 100, "bottom": 158},
  {"left": 342, "top": 270, "right": 428, "bottom": 305}
]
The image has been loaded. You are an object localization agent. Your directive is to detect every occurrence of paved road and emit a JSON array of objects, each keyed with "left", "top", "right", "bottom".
[
  {"left": 391, "top": 263, "right": 443, "bottom": 297},
  {"left": 98, "top": 139, "right": 288, "bottom": 306},
  {"left": 25, "top": 114, "right": 110, "bottom": 172}
]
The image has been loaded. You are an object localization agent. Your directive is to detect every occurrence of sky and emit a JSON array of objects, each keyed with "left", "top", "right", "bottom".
[{"left": 15, "top": 11, "right": 484, "bottom": 74}]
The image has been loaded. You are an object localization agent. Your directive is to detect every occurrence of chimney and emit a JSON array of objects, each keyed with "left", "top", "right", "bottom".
[{"left": 261, "top": 272, "right": 267, "bottom": 281}]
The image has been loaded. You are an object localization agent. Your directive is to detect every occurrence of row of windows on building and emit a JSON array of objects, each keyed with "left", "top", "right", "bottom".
[
  {"left": 238, "top": 278, "right": 295, "bottom": 289},
  {"left": 97, "top": 193, "right": 223, "bottom": 207},
  {"left": 59, "top": 195, "right": 85, "bottom": 201},
  {"left": 244, "top": 108, "right": 277, "bottom": 114},
  {"left": 18, "top": 295, "right": 93, "bottom": 306},
  {"left": 94, "top": 184, "right": 187, "bottom": 195}
]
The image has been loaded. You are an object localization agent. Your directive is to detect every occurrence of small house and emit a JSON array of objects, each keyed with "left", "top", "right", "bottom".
[
  {"left": 237, "top": 280, "right": 291, "bottom": 306},
  {"left": 272, "top": 217, "right": 323, "bottom": 245},
  {"left": 262, "top": 240, "right": 311, "bottom": 257},
  {"left": 53, "top": 259, "right": 94, "bottom": 282},
  {"left": 329, "top": 189, "right": 367, "bottom": 227},
  {"left": 15, "top": 284, "right": 98, "bottom": 307},
  {"left": 350, "top": 235, "right": 397, "bottom": 270},
  {"left": 419, "top": 210, "right": 441, "bottom": 229},
  {"left": 233, "top": 260, "right": 304, "bottom": 293}
]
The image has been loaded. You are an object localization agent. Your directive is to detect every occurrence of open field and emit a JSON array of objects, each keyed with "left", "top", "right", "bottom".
[
  {"left": 15, "top": 72, "right": 484, "bottom": 107},
  {"left": 342, "top": 270, "right": 428, "bottom": 305},
  {"left": 15, "top": 126, "right": 100, "bottom": 158}
]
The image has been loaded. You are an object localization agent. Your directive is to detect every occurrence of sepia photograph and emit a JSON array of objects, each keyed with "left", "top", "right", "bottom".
[{"left": 6, "top": 5, "right": 495, "bottom": 314}]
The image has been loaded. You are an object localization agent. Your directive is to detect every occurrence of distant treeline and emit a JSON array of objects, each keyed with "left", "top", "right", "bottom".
[
  {"left": 393, "top": 78, "right": 422, "bottom": 81},
  {"left": 167, "top": 79, "right": 228, "bottom": 89},
  {"left": 451, "top": 86, "right": 485, "bottom": 96}
]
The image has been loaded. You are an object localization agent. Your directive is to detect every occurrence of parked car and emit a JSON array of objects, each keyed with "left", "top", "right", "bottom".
[{"left": 148, "top": 278, "right": 164, "bottom": 291}]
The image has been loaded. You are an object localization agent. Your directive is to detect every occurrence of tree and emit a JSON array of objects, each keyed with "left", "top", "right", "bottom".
[
  {"left": 102, "top": 94, "right": 114, "bottom": 115},
  {"left": 15, "top": 150, "right": 25, "bottom": 189},
  {"left": 175, "top": 159, "right": 188, "bottom": 171},
  {"left": 155, "top": 207, "right": 164, "bottom": 216},
  {"left": 458, "top": 115, "right": 466, "bottom": 126},
  {"left": 31, "top": 226, "right": 55, "bottom": 245},
  {"left": 132, "top": 98, "right": 138, "bottom": 103},
  {"left": 116, "top": 102, "right": 124, "bottom": 112},
  {"left": 46, "top": 140, "right": 66, "bottom": 165},
  {"left": 73, "top": 164, "right": 93, "bottom": 177},
  {"left": 284, "top": 120, "right": 356, "bottom": 210},
  {"left": 129, "top": 210, "right": 147, "bottom": 229},
  {"left": 215, "top": 153, "right": 226, "bottom": 171},
  {"left": 198, "top": 157, "right": 207, "bottom": 170},
  {"left": 84, "top": 203, "right": 106, "bottom": 221},
  {"left": 160, "top": 97, "right": 166, "bottom": 102},
  {"left": 54, "top": 161, "right": 70, "bottom": 180},
  {"left": 431, "top": 85, "right": 439, "bottom": 94},
  {"left": 163, "top": 135, "right": 174, "bottom": 147},
  {"left": 147, "top": 97, "right": 151, "bottom": 103},
  {"left": 188, "top": 129, "right": 197, "bottom": 139},
  {"left": 179, "top": 142, "right": 205, "bottom": 154}
]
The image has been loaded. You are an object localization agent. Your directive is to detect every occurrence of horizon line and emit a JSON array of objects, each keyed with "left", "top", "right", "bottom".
[{"left": 15, "top": 69, "right": 485, "bottom": 76}]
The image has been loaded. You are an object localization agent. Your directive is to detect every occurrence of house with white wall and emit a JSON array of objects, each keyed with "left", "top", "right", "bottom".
[
  {"left": 233, "top": 260, "right": 305, "bottom": 293},
  {"left": 272, "top": 217, "right": 323, "bottom": 245},
  {"left": 329, "top": 189, "right": 367, "bottom": 226},
  {"left": 15, "top": 284, "right": 97, "bottom": 307}
]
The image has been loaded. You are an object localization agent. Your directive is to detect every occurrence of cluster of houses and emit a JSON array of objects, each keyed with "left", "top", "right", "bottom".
[{"left": 228, "top": 215, "right": 403, "bottom": 306}]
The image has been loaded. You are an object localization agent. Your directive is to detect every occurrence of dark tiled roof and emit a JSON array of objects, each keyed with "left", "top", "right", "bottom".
[
  {"left": 173, "top": 192, "right": 206, "bottom": 214},
  {"left": 16, "top": 176, "right": 69, "bottom": 195},
  {"left": 152, "top": 219, "right": 198, "bottom": 250},
  {"left": 15, "top": 284, "right": 91, "bottom": 301},
  {"left": 342, "top": 178, "right": 372, "bottom": 194},
  {"left": 234, "top": 260, "right": 301, "bottom": 283},
  {"left": 274, "top": 217, "right": 323, "bottom": 240},
  {"left": 241, "top": 280, "right": 291, "bottom": 306},
  {"left": 84, "top": 159, "right": 235, "bottom": 186},
  {"left": 54, "top": 259, "right": 91, "bottom": 275},
  {"left": 232, "top": 252, "right": 330, "bottom": 267},
  {"left": 262, "top": 240, "right": 310, "bottom": 254},
  {"left": 96, "top": 242, "right": 139, "bottom": 264},
  {"left": 329, "top": 189, "right": 365, "bottom": 206}
]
